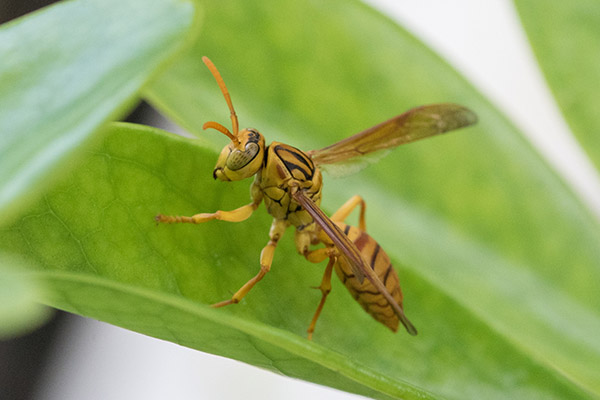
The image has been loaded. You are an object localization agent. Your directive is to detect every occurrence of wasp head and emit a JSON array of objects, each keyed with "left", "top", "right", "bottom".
[
  {"left": 201, "top": 56, "right": 266, "bottom": 181},
  {"left": 212, "top": 128, "right": 265, "bottom": 181}
]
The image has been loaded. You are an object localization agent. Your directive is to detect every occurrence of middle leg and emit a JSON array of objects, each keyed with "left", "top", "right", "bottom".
[
  {"left": 306, "top": 256, "right": 335, "bottom": 340},
  {"left": 212, "top": 219, "right": 287, "bottom": 308}
]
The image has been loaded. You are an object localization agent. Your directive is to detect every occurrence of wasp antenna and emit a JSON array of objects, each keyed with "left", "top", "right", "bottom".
[
  {"left": 202, "top": 56, "right": 240, "bottom": 139},
  {"left": 202, "top": 121, "right": 240, "bottom": 145}
]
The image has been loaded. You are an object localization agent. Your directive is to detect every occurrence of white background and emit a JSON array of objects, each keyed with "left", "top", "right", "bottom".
[{"left": 33, "top": 1, "right": 600, "bottom": 399}]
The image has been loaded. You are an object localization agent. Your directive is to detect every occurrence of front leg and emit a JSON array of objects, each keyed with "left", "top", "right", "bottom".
[
  {"left": 156, "top": 183, "right": 264, "bottom": 224},
  {"left": 156, "top": 202, "right": 258, "bottom": 224}
]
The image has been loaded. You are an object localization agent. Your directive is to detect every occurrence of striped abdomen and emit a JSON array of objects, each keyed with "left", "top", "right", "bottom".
[{"left": 334, "top": 223, "right": 405, "bottom": 332}]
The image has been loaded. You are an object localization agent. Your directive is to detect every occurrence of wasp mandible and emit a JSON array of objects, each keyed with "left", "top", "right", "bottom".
[{"left": 156, "top": 57, "right": 477, "bottom": 339}]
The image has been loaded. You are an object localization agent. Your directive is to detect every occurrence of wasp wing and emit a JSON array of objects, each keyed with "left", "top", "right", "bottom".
[
  {"left": 292, "top": 189, "right": 418, "bottom": 335},
  {"left": 292, "top": 189, "right": 366, "bottom": 283},
  {"left": 308, "top": 103, "right": 477, "bottom": 175}
]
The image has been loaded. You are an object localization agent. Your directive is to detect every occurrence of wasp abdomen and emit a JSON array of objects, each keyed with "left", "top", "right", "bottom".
[{"left": 334, "top": 224, "right": 405, "bottom": 332}]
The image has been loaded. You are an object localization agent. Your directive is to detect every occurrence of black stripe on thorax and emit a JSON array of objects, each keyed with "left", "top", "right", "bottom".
[
  {"left": 274, "top": 144, "right": 315, "bottom": 180},
  {"left": 263, "top": 144, "right": 270, "bottom": 167}
]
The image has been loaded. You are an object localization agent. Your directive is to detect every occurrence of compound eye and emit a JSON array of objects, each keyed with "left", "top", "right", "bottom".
[{"left": 226, "top": 142, "right": 260, "bottom": 170}]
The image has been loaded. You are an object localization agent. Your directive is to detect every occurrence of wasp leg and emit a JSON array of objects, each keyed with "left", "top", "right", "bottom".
[
  {"left": 330, "top": 195, "right": 366, "bottom": 231},
  {"left": 212, "top": 219, "right": 286, "bottom": 308},
  {"left": 306, "top": 256, "right": 335, "bottom": 340},
  {"left": 304, "top": 246, "right": 335, "bottom": 263},
  {"left": 155, "top": 202, "right": 258, "bottom": 224}
]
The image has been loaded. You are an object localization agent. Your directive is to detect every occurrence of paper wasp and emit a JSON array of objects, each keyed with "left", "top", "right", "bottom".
[{"left": 156, "top": 57, "right": 477, "bottom": 339}]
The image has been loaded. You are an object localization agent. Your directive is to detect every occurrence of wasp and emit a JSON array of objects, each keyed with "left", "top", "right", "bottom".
[{"left": 156, "top": 57, "right": 477, "bottom": 339}]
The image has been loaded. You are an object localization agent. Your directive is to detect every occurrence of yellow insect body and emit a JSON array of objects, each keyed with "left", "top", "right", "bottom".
[
  {"left": 333, "top": 223, "right": 405, "bottom": 332},
  {"left": 156, "top": 56, "right": 477, "bottom": 339},
  {"left": 257, "top": 142, "right": 323, "bottom": 229}
]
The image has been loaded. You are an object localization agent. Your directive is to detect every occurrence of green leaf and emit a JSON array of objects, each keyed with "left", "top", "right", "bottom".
[
  {"left": 0, "top": 0, "right": 198, "bottom": 222},
  {"left": 513, "top": 0, "right": 600, "bottom": 168},
  {"left": 0, "top": 122, "right": 593, "bottom": 399},
  {"left": 0, "top": 256, "right": 51, "bottom": 338},
  {"left": 35, "top": 269, "right": 432, "bottom": 400}
]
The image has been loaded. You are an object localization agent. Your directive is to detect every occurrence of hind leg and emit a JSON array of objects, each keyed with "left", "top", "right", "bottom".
[{"left": 330, "top": 195, "right": 366, "bottom": 231}]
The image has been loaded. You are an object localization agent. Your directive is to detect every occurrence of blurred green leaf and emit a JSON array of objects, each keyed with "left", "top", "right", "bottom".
[
  {"left": 0, "top": 256, "right": 50, "bottom": 338},
  {"left": 513, "top": 0, "right": 600, "bottom": 168},
  {"left": 0, "top": 0, "right": 197, "bottom": 222}
]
